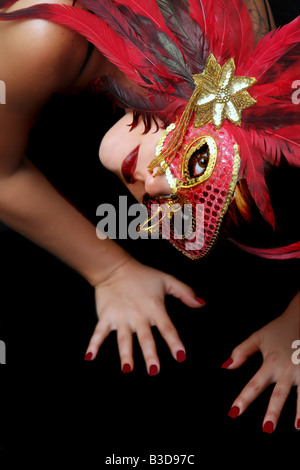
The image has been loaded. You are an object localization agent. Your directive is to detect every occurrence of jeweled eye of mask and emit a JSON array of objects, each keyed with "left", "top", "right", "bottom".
[
  {"left": 157, "top": 129, "right": 219, "bottom": 191},
  {"left": 142, "top": 123, "right": 241, "bottom": 259},
  {"left": 185, "top": 140, "right": 212, "bottom": 182}
]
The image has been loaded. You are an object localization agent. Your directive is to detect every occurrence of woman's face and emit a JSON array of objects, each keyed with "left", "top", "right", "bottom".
[
  {"left": 99, "top": 111, "right": 172, "bottom": 202},
  {"left": 100, "top": 110, "right": 241, "bottom": 259}
]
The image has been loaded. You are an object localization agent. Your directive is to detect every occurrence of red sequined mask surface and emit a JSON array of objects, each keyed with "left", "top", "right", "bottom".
[{"left": 142, "top": 122, "right": 240, "bottom": 259}]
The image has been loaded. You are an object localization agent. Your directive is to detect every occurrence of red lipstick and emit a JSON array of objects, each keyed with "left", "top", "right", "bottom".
[{"left": 121, "top": 145, "right": 140, "bottom": 184}]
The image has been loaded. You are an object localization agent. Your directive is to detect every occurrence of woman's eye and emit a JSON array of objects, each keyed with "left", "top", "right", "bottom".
[{"left": 188, "top": 143, "right": 210, "bottom": 178}]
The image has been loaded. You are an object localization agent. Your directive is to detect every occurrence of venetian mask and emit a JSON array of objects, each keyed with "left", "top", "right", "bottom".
[
  {"left": 142, "top": 121, "right": 240, "bottom": 259},
  {"left": 141, "top": 54, "right": 257, "bottom": 259}
]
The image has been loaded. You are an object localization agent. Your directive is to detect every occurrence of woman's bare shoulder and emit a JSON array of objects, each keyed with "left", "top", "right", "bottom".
[{"left": 0, "top": 0, "right": 89, "bottom": 95}]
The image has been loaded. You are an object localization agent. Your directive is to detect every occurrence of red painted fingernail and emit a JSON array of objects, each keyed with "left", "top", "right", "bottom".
[
  {"left": 263, "top": 421, "right": 274, "bottom": 434},
  {"left": 296, "top": 419, "right": 300, "bottom": 430},
  {"left": 221, "top": 358, "right": 233, "bottom": 369},
  {"left": 122, "top": 363, "right": 132, "bottom": 374},
  {"left": 228, "top": 406, "right": 240, "bottom": 419},
  {"left": 195, "top": 297, "right": 206, "bottom": 306},
  {"left": 176, "top": 350, "right": 186, "bottom": 363},
  {"left": 84, "top": 352, "right": 93, "bottom": 361},
  {"left": 149, "top": 365, "right": 159, "bottom": 376}
]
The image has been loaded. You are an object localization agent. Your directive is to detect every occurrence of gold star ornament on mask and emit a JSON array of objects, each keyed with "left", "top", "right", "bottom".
[
  {"left": 193, "top": 54, "right": 257, "bottom": 129},
  {"left": 148, "top": 54, "right": 257, "bottom": 177}
]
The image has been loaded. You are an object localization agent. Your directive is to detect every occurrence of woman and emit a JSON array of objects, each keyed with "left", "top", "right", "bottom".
[
  {"left": 0, "top": 0, "right": 204, "bottom": 377},
  {"left": 0, "top": 0, "right": 299, "bottom": 433}
]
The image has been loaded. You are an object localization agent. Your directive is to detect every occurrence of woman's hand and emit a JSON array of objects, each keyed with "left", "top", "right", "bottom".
[
  {"left": 84, "top": 258, "right": 205, "bottom": 374},
  {"left": 222, "top": 292, "right": 300, "bottom": 432}
]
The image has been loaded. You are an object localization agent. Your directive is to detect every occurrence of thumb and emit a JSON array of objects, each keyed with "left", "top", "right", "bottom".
[
  {"left": 222, "top": 333, "right": 260, "bottom": 369},
  {"left": 164, "top": 274, "right": 206, "bottom": 308}
]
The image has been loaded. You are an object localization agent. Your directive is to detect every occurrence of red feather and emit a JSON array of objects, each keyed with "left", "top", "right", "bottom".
[
  {"left": 0, "top": 0, "right": 16, "bottom": 8},
  {"left": 208, "top": 0, "right": 254, "bottom": 68},
  {"left": 226, "top": 123, "right": 276, "bottom": 227},
  {"left": 114, "top": 0, "right": 171, "bottom": 34},
  {"left": 263, "top": 127, "right": 300, "bottom": 167},
  {"left": 242, "top": 18, "right": 300, "bottom": 132},
  {"left": 223, "top": 0, "right": 255, "bottom": 68},
  {"left": 227, "top": 123, "right": 300, "bottom": 228},
  {"left": 110, "top": 0, "right": 195, "bottom": 64},
  {"left": 232, "top": 240, "right": 300, "bottom": 260},
  {"left": 74, "top": 0, "right": 188, "bottom": 88},
  {"left": 187, "top": 0, "right": 213, "bottom": 41},
  {"left": 243, "top": 16, "right": 300, "bottom": 79},
  {"left": 154, "top": 0, "right": 209, "bottom": 72}
]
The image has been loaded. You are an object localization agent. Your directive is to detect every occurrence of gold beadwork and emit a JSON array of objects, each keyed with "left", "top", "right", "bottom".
[
  {"left": 193, "top": 55, "right": 257, "bottom": 129},
  {"left": 153, "top": 123, "right": 179, "bottom": 193}
]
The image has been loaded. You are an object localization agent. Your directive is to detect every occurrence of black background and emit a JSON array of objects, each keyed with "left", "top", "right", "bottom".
[{"left": 0, "top": 0, "right": 299, "bottom": 464}]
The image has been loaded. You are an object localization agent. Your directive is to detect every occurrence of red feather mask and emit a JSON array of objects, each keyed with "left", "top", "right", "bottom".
[{"left": 1, "top": 0, "right": 300, "bottom": 258}]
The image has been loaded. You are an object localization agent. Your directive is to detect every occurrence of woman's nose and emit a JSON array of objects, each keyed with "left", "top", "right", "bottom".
[{"left": 144, "top": 169, "right": 172, "bottom": 196}]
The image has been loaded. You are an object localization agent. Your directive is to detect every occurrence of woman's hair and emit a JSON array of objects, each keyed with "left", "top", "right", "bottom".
[{"left": 129, "top": 111, "right": 160, "bottom": 134}]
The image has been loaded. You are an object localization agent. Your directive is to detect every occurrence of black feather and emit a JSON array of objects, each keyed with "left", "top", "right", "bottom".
[
  {"left": 100, "top": 75, "right": 167, "bottom": 112},
  {"left": 155, "top": 0, "right": 208, "bottom": 73},
  {"left": 115, "top": 4, "right": 194, "bottom": 86}
]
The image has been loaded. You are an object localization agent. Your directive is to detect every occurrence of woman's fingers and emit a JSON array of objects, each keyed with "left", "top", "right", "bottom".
[
  {"left": 228, "top": 364, "right": 273, "bottom": 419},
  {"left": 154, "top": 308, "right": 186, "bottom": 363},
  {"left": 164, "top": 275, "right": 206, "bottom": 308},
  {"left": 88, "top": 269, "right": 200, "bottom": 372},
  {"left": 228, "top": 354, "right": 297, "bottom": 431},
  {"left": 262, "top": 374, "right": 294, "bottom": 433},
  {"left": 116, "top": 312, "right": 186, "bottom": 375},
  {"left": 85, "top": 316, "right": 161, "bottom": 376},
  {"left": 136, "top": 323, "right": 160, "bottom": 376},
  {"left": 117, "top": 325, "right": 134, "bottom": 374},
  {"left": 86, "top": 299, "right": 186, "bottom": 373},
  {"left": 222, "top": 333, "right": 260, "bottom": 369},
  {"left": 85, "top": 319, "right": 112, "bottom": 361}
]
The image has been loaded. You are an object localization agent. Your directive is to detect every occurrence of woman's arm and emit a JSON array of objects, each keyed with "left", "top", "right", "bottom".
[
  {"left": 0, "top": 16, "right": 203, "bottom": 372},
  {"left": 0, "top": 16, "right": 130, "bottom": 285}
]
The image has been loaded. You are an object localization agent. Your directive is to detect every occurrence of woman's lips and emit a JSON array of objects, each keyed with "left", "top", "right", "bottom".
[{"left": 121, "top": 145, "right": 140, "bottom": 184}]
